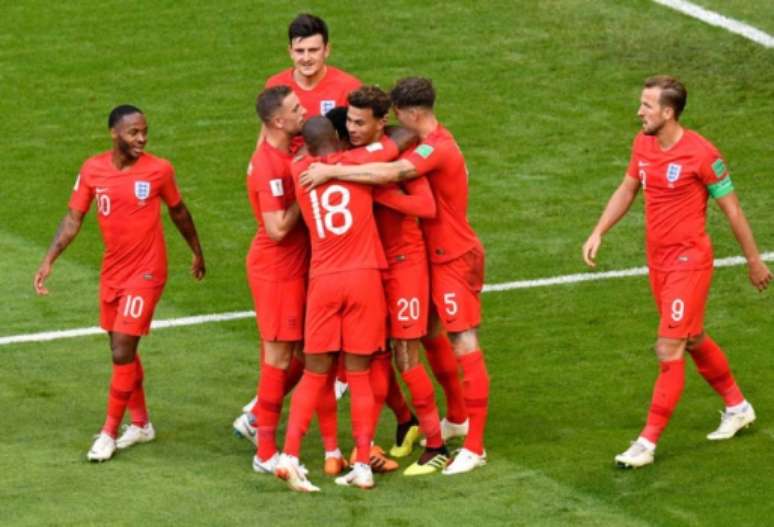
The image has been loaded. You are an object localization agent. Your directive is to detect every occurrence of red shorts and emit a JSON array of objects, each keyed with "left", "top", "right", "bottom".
[
  {"left": 430, "top": 245, "right": 485, "bottom": 333},
  {"left": 247, "top": 274, "right": 306, "bottom": 342},
  {"left": 382, "top": 261, "right": 430, "bottom": 340},
  {"left": 100, "top": 284, "right": 164, "bottom": 336},
  {"left": 649, "top": 267, "right": 712, "bottom": 339},
  {"left": 305, "top": 269, "right": 386, "bottom": 355}
]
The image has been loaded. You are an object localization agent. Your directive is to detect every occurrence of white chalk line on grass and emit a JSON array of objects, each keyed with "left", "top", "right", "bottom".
[
  {"left": 2, "top": 251, "right": 772, "bottom": 347},
  {"left": 653, "top": 0, "right": 774, "bottom": 48}
]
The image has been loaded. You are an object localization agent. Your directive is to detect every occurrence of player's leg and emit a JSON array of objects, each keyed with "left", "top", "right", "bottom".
[
  {"left": 358, "top": 349, "right": 399, "bottom": 473},
  {"left": 687, "top": 332, "right": 755, "bottom": 439},
  {"left": 116, "top": 351, "right": 156, "bottom": 450}
]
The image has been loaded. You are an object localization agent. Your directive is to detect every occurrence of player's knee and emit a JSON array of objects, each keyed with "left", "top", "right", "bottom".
[
  {"left": 449, "top": 329, "right": 479, "bottom": 356},
  {"left": 305, "top": 353, "right": 333, "bottom": 374},
  {"left": 264, "top": 341, "right": 293, "bottom": 369},
  {"left": 685, "top": 332, "right": 706, "bottom": 353},
  {"left": 394, "top": 341, "right": 419, "bottom": 372},
  {"left": 110, "top": 333, "right": 139, "bottom": 364},
  {"left": 653, "top": 339, "right": 685, "bottom": 361}
]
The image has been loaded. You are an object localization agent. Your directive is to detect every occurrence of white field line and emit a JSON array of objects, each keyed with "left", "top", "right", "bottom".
[
  {"left": 653, "top": 0, "right": 774, "bottom": 48},
  {"left": 2, "top": 251, "right": 772, "bottom": 347}
]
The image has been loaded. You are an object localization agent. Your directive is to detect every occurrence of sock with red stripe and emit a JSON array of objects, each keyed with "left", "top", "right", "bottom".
[
  {"left": 401, "top": 364, "right": 443, "bottom": 449},
  {"left": 369, "top": 351, "right": 391, "bottom": 431},
  {"left": 316, "top": 369, "right": 339, "bottom": 453},
  {"left": 689, "top": 336, "right": 745, "bottom": 407},
  {"left": 127, "top": 354, "right": 148, "bottom": 427},
  {"left": 283, "top": 370, "right": 328, "bottom": 458},
  {"left": 102, "top": 361, "right": 137, "bottom": 438},
  {"left": 347, "top": 369, "right": 375, "bottom": 465},
  {"left": 254, "top": 362, "right": 287, "bottom": 461},
  {"left": 641, "top": 359, "right": 685, "bottom": 444},
  {"left": 422, "top": 334, "right": 468, "bottom": 424},
  {"left": 458, "top": 351, "right": 489, "bottom": 455}
]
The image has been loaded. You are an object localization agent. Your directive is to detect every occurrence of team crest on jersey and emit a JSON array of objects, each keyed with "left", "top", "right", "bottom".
[
  {"left": 666, "top": 163, "right": 682, "bottom": 183},
  {"left": 134, "top": 181, "right": 151, "bottom": 200},
  {"left": 320, "top": 100, "right": 336, "bottom": 115}
]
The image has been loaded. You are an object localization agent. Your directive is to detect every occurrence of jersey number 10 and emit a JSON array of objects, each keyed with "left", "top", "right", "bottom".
[{"left": 309, "top": 185, "right": 353, "bottom": 238}]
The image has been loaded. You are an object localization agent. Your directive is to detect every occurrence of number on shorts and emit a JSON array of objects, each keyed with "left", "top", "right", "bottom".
[
  {"left": 97, "top": 194, "right": 111, "bottom": 216},
  {"left": 123, "top": 295, "right": 144, "bottom": 319},
  {"left": 443, "top": 292, "right": 458, "bottom": 316},
  {"left": 397, "top": 297, "right": 420, "bottom": 321},
  {"left": 670, "top": 298, "right": 684, "bottom": 322},
  {"left": 309, "top": 185, "right": 353, "bottom": 238}
]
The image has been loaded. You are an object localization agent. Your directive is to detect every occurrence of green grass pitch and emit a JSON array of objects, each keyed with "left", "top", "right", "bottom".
[{"left": 2, "top": 1, "right": 773, "bottom": 525}]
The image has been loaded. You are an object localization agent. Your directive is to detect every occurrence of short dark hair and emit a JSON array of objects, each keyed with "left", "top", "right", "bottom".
[
  {"left": 644, "top": 75, "right": 687, "bottom": 119},
  {"left": 325, "top": 106, "right": 350, "bottom": 142},
  {"left": 257, "top": 85, "right": 292, "bottom": 124},
  {"left": 108, "top": 104, "right": 143, "bottom": 129},
  {"left": 288, "top": 13, "right": 328, "bottom": 44},
  {"left": 390, "top": 77, "right": 435, "bottom": 110},
  {"left": 302, "top": 116, "right": 337, "bottom": 154},
  {"left": 348, "top": 85, "right": 391, "bottom": 119}
]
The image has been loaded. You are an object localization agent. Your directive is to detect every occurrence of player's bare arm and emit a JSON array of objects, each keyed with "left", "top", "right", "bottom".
[
  {"left": 300, "top": 158, "right": 418, "bottom": 190},
  {"left": 168, "top": 201, "right": 206, "bottom": 280},
  {"left": 262, "top": 202, "right": 301, "bottom": 242},
  {"left": 582, "top": 174, "right": 640, "bottom": 267},
  {"left": 715, "top": 192, "right": 772, "bottom": 291},
  {"left": 34, "top": 208, "right": 85, "bottom": 295}
]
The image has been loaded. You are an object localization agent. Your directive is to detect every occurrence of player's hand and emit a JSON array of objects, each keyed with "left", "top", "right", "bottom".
[
  {"left": 192, "top": 254, "right": 206, "bottom": 281},
  {"left": 582, "top": 233, "right": 602, "bottom": 267},
  {"left": 748, "top": 258, "right": 772, "bottom": 291},
  {"left": 299, "top": 163, "right": 331, "bottom": 190},
  {"left": 33, "top": 262, "right": 52, "bottom": 295}
]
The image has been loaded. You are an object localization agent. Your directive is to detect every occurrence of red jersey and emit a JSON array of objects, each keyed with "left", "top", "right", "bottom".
[
  {"left": 374, "top": 175, "right": 433, "bottom": 266},
  {"left": 626, "top": 129, "right": 734, "bottom": 271},
  {"left": 404, "top": 124, "right": 481, "bottom": 263},
  {"left": 246, "top": 141, "right": 309, "bottom": 281},
  {"left": 68, "top": 151, "right": 181, "bottom": 288},
  {"left": 265, "top": 66, "right": 361, "bottom": 118},
  {"left": 291, "top": 137, "right": 398, "bottom": 278}
]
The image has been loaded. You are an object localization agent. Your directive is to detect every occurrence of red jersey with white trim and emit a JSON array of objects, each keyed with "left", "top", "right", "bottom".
[
  {"left": 626, "top": 129, "right": 734, "bottom": 271},
  {"left": 246, "top": 141, "right": 309, "bottom": 280},
  {"left": 404, "top": 124, "right": 481, "bottom": 263},
  {"left": 374, "top": 175, "right": 432, "bottom": 265},
  {"left": 68, "top": 151, "right": 181, "bottom": 288},
  {"left": 291, "top": 137, "right": 398, "bottom": 278},
  {"left": 265, "top": 66, "right": 361, "bottom": 118}
]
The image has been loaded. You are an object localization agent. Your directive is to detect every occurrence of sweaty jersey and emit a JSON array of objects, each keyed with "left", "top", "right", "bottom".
[
  {"left": 404, "top": 124, "right": 482, "bottom": 263},
  {"left": 68, "top": 151, "right": 181, "bottom": 288},
  {"left": 291, "top": 137, "right": 398, "bottom": 278},
  {"left": 265, "top": 66, "right": 361, "bottom": 118},
  {"left": 626, "top": 129, "right": 734, "bottom": 271},
  {"left": 246, "top": 140, "right": 309, "bottom": 281}
]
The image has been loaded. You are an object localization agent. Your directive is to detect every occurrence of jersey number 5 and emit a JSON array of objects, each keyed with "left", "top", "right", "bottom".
[{"left": 309, "top": 185, "right": 353, "bottom": 238}]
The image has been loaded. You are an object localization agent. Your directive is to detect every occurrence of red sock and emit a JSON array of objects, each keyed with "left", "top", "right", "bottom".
[
  {"left": 369, "top": 351, "right": 391, "bottom": 430},
  {"left": 689, "top": 336, "right": 745, "bottom": 406},
  {"left": 402, "top": 364, "right": 442, "bottom": 449},
  {"left": 422, "top": 334, "right": 468, "bottom": 424},
  {"left": 254, "top": 363, "right": 286, "bottom": 460},
  {"left": 283, "top": 353, "right": 305, "bottom": 395},
  {"left": 102, "top": 362, "right": 137, "bottom": 437},
  {"left": 127, "top": 354, "right": 148, "bottom": 426},
  {"left": 641, "top": 359, "right": 685, "bottom": 444},
  {"left": 283, "top": 370, "right": 328, "bottom": 458},
  {"left": 315, "top": 369, "right": 339, "bottom": 452},
  {"left": 385, "top": 362, "right": 413, "bottom": 424},
  {"left": 347, "top": 369, "right": 374, "bottom": 465},
  {"left": 458, "top": 351, "right": 489, "bottom": 455}
]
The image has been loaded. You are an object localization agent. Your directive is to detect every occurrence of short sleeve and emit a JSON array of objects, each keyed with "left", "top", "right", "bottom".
[
  {"left": 257, "top": 175, "right": 289, "bottom": 213},
  {"left": 625, "top": 136, "right": 641, "bottom": 180},
  {"left": 699, "top": 149, "right": 734, "bottom": 199},
  {"left": 160, "top": 163, "right": 182, "bottom": 207},
  {"left": 404, "top": 139, "right": 446, "bottom": 177},
  {"left": 68, "top": 167, "right": 94, "bottom": 213}
]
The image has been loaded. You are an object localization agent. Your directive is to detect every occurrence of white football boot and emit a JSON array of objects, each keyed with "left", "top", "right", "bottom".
[
  {"left": 334, "top": 380, "right": 349, "bottom": 400},
  {"left": 253, "top": 452, "right": 280, "bottom": 474},
  {"left": 232, "top": 413, "right": 258, "bottom": 446},
  {"left": 242, "top": 397, "right": 257, "bottom": 414},
  {"left": 334, "top": 462, "right": 375, "bottom": 489},
  {"left": 116, "top": 423, "right": 156, "bottom": 450},
  {"left": 442, "top": 448, "right": 487, "bottom": 475},
  {"left": 615, "top": 438, "right": 655, "bottom": 468},
  {"left": 274, "top": 454, "right": 319, "bottom": 493},
  {"left": 420, "top": 417, "right": 469, "bottom": 447},
  {"left": 87, "top": 432, "right": 117, "bottom": 462},
  {"left": 707, "top": 404, "right": 756, "bottom": 440}
]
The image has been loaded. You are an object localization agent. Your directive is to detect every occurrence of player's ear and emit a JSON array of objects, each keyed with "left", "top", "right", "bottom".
[{"left": 323, "top": 42, "right": 331, "bottom": 60}]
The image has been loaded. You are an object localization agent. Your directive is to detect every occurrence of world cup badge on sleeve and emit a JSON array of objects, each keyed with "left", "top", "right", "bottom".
[{"left": 134, "top": 180, "right": 151, "bottom": 204}]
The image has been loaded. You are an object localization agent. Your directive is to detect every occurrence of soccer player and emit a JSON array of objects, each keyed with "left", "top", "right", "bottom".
[
  {"left": 344, "top": 85, "right": 450, "bottom": 475},
  {"left": 300, "top": 77, "right": 489, "bottom": 475},
  {"left": 33, "top": 105, "right": 206, "bottom": 462},
  {"left": 582, "top": 76, "right": 772, "bottom": 468},
  {"left": 274, "top": 117, "right": 415, "bottom": 492}
]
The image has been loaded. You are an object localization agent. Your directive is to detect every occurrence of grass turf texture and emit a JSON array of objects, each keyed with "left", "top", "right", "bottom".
[{"left": 2, "top": 0, "right": 773, "bottom": 525}]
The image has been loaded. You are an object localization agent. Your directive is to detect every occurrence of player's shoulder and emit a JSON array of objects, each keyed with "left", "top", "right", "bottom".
[
  {"left": 141, "top": 152, "right": 175, "bottom": 174},
  {"left": 326, "top": 66, "right": 361, "bottom": 88},
  {"left": 265, "top": 68, "right": 294, "bottom": 88},
  {"left": 81, "top": 151, "right": 111, "bottom": 173},
  {"left": 683, "top": 129, "right": 720, "bottom": 157}
]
